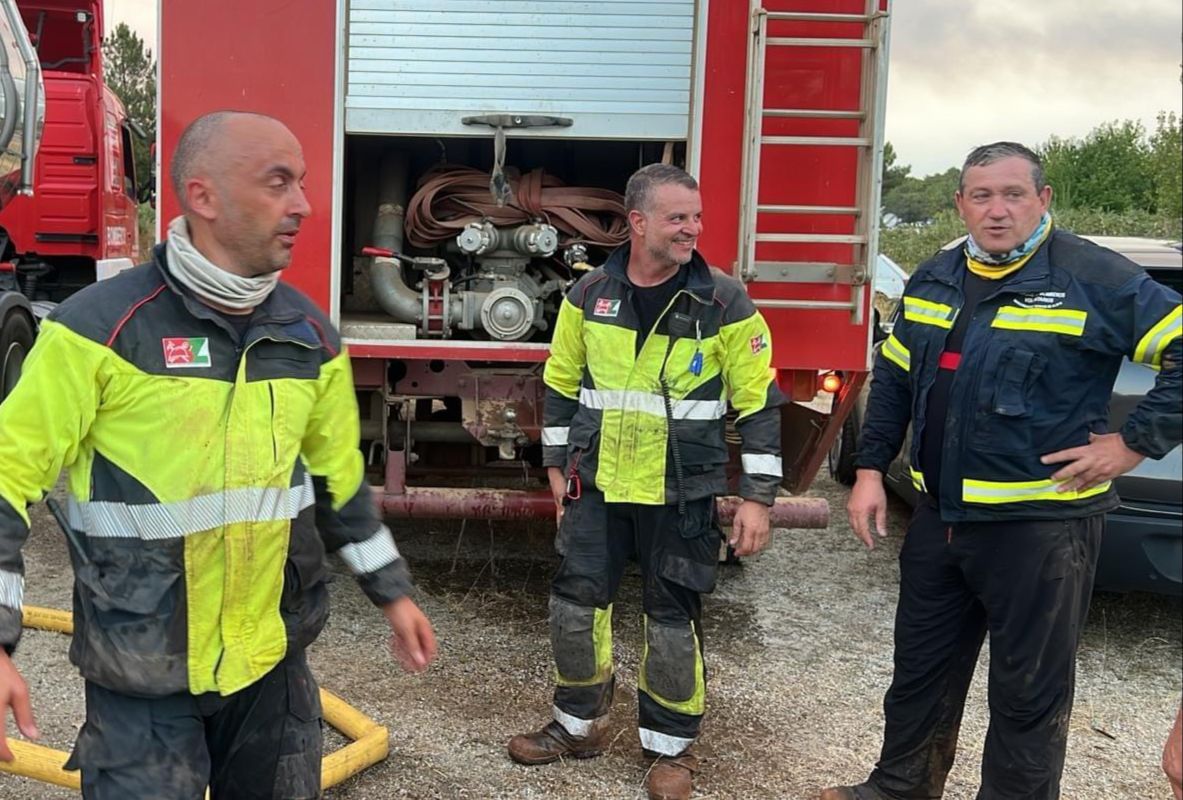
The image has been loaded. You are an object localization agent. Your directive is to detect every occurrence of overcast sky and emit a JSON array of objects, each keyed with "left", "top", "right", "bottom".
[{"left": 106, "top": 0, "right": 1182, "bottom": 178}]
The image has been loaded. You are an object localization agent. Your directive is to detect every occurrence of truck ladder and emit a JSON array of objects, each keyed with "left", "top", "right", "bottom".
[{"left": 737, "top": 1, "right": 890, "bottom": 324}]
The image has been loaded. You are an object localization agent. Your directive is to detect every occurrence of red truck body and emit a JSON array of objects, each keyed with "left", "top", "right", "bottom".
[
  {"left": 0, "top": 0, "right": 138, "bottom": 296},
  {"left": 157, "top": 0, "right": 892, "bottom": 525}
]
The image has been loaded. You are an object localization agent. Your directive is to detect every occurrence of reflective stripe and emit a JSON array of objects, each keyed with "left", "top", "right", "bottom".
[
  {"left": 338, "top": 525, "right": 400, "bottom": 574},
  {"left": 553, "top": 705, "right": 602, "bottom": 738},
  {"left": 741, "top": 453, "right": 783, "bottom": 477},
  {"left": 68, "top": 475, "right": 316, "bottom": 540},
  {"left": 0, "top": 568, "right": 22, "bottom": 610},
  {"left": 1133, "top": 305, "right": 1182, "bottom": 366},
  {"left": 903, "top": 297, "right": 957, "bottom": 329},
  {"left": 909, "top": 468, "right": 926, "bottom": 493},
  {"left": 881, "top": 333, "right": 911, "bottom": 371},
  {"left": 992, "top": 306, "right": 1087, "bottom": 336},
  {"left": 541, "top": 426, "right": 569, "bottom": 446},
  {"left": 579, "top": 387, "right": 726, "bottom": 420},
  {"left": 962, "top": 477, "right": 1111, "bottom": 504},
  {"left": 639, "top": 728, "right": 694, "bottom": 757}
]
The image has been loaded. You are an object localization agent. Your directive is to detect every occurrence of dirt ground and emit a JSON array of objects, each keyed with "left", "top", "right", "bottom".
[{"left": 3, "top": 476, "right": 1181, "bottom": 799}]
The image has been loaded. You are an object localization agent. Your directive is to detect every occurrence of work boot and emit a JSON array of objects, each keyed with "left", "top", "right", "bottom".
[
  {"left": 507, "top": 720, "right": 606, "bottom": 765},
  {"left": 644, "top": 751, "right": 698, "bottom": 800}
]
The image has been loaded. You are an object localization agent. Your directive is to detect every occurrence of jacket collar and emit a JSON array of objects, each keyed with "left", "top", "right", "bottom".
[
  {"left": 151, "top": 243, "right": 318, "bottom": 347},
  {"left": 925, "top": 231, "right": 1055, "bottom": 294},
  {"left": 600, "top": 241, "right": 716, "bottom": 303}
]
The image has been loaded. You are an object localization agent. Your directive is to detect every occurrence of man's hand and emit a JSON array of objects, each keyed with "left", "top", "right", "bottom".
[
  {"left": 381, "top": 596, "right": 438, "bottom": 674},
  {"left": 1165, "top": 703, "right": 1183, "bottom": 800},
  {"left": 0, "top": 649, "right": 37, "bottom": 762},
  {"left": 547, "top": 467, "right": 567, "bottom": 528},
  {"left": 1041, "top": 432, "right": 1145, "bottom": 493},
  {"left": 848, "top": 469, "right": 889, "bottom": 549},
  {"left": 729, "top": 500, "right": 771, "bottom": 557}
]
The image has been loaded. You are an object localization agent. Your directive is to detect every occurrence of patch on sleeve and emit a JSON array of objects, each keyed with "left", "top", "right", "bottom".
[{"left": 749, "top": 333, "right": 768, "bottom": 355}]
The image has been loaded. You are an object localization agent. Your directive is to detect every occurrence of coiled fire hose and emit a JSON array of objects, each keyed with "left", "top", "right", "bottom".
[{"left": 404, "top": 165, "right": 629, "bottom": 249}]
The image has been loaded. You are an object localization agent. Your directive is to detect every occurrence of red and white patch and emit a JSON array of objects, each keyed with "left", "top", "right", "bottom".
[
  {"left": 162, "top": 337, "right": 212, "bottom": 368},
  {"left": 750, "top": 333, "right": 768, "bottom": 355},
  {"left": 593, "top": 298, "right": 621, "bottom": 318}
]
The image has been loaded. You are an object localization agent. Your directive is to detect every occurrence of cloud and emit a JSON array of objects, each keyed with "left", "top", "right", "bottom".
[{"left": 886, "top": 0, "right": 1183, "bottom": 174}]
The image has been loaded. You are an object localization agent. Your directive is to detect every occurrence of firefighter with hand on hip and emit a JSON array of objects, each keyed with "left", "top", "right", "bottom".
[
  {"left": 507, "top": 164, "right": 785, "bottom": 800},
  {"left": 0, "top": 111, "right": 437, "bottom": 799},
  {"left": 822, "top": 141, "right": 1182, "bottom": 800}
]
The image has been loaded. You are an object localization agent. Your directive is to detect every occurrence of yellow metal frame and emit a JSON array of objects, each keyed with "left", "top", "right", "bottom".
[{"left": 1, "top": 606, "right": 389, "bottom": 793}]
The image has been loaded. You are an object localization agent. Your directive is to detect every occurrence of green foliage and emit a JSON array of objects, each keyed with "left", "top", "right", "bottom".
[
  {"left": 1039, "top": 121, "right": 1155, "bottom": 213},
  {"left": 882, "top": 167, "right": 959, "bottom": 224},
  {"left": 102, "top": 23, "right": 156, "bottom": 203},
  {"left": 880, "top": 208, "right": 1182, "bottom": 273},
  {"left": 881, "top": 142, "right": 911, "bottom": 198},
  {"left": 1149, "top": 112, "right": 1182, "bottom": 220},
  {"left": 137, "top": 205, "right": 156, "bottom": 261}
]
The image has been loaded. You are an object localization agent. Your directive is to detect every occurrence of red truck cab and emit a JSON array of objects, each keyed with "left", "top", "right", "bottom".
[{"left": 0, "top": 0, "right": 139, "bottom": 303}]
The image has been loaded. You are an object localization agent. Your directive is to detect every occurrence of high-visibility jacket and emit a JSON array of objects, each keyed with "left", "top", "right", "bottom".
[
  {"left": 542, "top": 244, "right": 784, "bottom": 506},
  {"left": 0, "top": 245, "right": 411, "bottom": 697},
  {"left": 856, "top": 230, "right": 1182, "bottom": 521}
]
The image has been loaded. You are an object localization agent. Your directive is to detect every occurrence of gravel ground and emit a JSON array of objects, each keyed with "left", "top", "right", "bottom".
[{"left": 3, "top": 476, "right": 1180, "bottom": 799}]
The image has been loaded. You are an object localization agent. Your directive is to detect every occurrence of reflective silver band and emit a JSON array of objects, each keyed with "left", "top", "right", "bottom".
[
  {"left": 741, "top": 453, "right": 783, "bottom": 477},
  {"left": 541, "top": 426, "right": 570, "bottom": 446},
  {"left": 338, "top": 525, "right": 400, "bottom": 575},
  {"left": 639, "top": 727, "right": 694, "bottom": 756},
  {"left": 0, "top": 569, "right": 22, "bottom": 610},
  {"left": 579, "top": 388, "right": 725, "bottom": 420},
  {"left": 553, "top": 705, "right": 600, "bottom": 738},
  {"left": 68, "top": 474, "right": 316, "bottom": 540}
]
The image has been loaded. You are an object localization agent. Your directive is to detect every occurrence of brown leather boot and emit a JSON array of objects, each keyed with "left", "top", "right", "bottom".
[
  {"left": 507, "top": 720, "right": 607, "bottom": 766},
  {"left": 645, "top": 752, "right": 698, "bottom": 800},
  {"left": 818, "top": 784, "right": 883, "bottom": 800}
]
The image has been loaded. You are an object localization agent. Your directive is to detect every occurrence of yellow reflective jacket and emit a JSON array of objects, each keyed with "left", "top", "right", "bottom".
[
  {"left": 542, "top": 245, "right": 784, "bottom": 506},
  {"left": 0, "top": 246, "right": 411, "bottom": 697}
]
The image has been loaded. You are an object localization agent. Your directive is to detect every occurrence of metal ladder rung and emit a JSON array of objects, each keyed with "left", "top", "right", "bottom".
[
  {"left": 765, "top": 12, "right": 875, "bottom": 23},
  {"left": 755, "top": 233, "right": 868, "bottom": 244},
  {"left": 764, "top": 108, "right": 865, "bottom": 120},
  {"left": 761, "top": 136, "right": 871, "bottom": 147},
  {"left": 767, "top": 37, "right": 876, "bottom": 48},
  {"left": 754, "top": 299, "right": 857, "bottom": 311},
  {"left": 757, "top": 204, "right": 861, "bottom": 215}
]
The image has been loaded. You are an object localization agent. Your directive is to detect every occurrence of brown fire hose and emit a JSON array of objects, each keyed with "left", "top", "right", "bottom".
[{"left": 404, "top": 165, "right": 629, "bottom": 249}]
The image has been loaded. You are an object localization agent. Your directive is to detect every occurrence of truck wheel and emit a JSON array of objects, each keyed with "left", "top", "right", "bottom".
[
  {"left": 0, "top": 311, "right": 35, "bottom": 402},
  {"left": 827, "top": 411, "right": 859, "bottom": 486}
]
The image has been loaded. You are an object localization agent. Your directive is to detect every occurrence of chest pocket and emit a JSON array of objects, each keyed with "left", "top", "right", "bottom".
[
  {"left": 246, "top": 340, "right": 322, "bottom": 382},
  {"left": 971, "top": 344, "right": 1046, "bottom": 452}
]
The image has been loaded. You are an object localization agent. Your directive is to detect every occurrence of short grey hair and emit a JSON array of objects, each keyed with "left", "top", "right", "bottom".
[
  {"left": 170, "top": 110, "right": 275, "bottom": 210},
  {"left": 959, "top": 141, "right": 1046, "bottom": 193},
  {"left": 624, "top": 163, "right": 699, "bottom": 214}
]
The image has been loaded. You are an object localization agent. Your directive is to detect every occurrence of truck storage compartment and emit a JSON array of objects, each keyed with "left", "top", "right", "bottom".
[{"left": 339, "top": 134, "right": 683, "bottom": 344}]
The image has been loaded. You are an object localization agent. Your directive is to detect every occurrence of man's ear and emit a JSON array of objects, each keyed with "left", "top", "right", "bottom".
[
  {"left": 628, "top": 209, "right": 646, "bottom": 237},
  {"left": 184, "top": 177, "right": 218, "bottom": 222}
]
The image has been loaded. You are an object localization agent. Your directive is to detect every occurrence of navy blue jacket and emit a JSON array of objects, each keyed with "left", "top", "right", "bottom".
[{"left": 856, "top": 230, "right": 1182, "bottom": 522}]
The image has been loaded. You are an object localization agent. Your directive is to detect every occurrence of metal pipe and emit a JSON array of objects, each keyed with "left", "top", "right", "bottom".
[
  {"left": 379, "top": 487, "right": 829, "bottom": 528},
  {"left": 369, "top": 152, "right": 422, "bottom": 323},
  {"left": 5, "top": 0, "right": 42, "bottom": 193}
]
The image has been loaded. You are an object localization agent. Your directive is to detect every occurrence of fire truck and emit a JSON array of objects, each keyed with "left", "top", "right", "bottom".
[
  {"left": 0, "top": 0, "right": 144, "bottom": 400},
  {"left": 157, "top": 0, "right": 892, "bottom": 527}
]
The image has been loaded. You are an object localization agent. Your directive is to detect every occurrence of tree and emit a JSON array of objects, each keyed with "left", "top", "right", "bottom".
[
  {"left": 882, "top": 168, "right": 959, "bottom": 224},
  {"left": 1039, "top": 121, "right": 1155, "bottom": 213},
  {"left": 1149, "top": 112, "right": 1182, "bottom": 221},
  {"left": 102, "top": 23, "right": 156, "bottom": 196},
  {"left": 881, "top": 141, "right": 911, "bottom": 198}
]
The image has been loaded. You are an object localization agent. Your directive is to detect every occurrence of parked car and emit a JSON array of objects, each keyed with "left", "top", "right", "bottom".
[{"left": 830, "top": 237, "right": 1182, "bottom": 595}]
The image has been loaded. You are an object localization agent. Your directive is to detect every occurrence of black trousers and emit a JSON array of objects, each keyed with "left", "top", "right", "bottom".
[
  {"left": 867, "top": 501, "right": 1102, "bottom": 800},
  {"left": 549, "top": 487, "right": 720, "bottom": 756},
  {"left": 64, "top": 649, "right": 322, "bottom": 800}
]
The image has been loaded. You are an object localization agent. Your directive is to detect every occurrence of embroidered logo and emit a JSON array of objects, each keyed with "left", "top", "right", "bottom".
[
  {"left": 593, "top": 298, "right": 621, "bottom": 318},
  {"left": 750, "top": 333, "right": 768, "bottom": 355},
  {"left": 1014, "top": 291, "right": 1066, "bottom": 309},
  {"left": 163, "top": 337, "right": 211, "bottom": 368}
]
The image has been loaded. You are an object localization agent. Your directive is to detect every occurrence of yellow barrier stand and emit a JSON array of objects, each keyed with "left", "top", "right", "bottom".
[{"left": 1, "top": 606, "right": 389, "bottom": 794}]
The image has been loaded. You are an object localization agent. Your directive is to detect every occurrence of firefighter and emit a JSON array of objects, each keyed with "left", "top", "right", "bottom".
[
  {"left": 822, "top": 142, "right": 1182, "bottom": 800},
  {"left": 507, "top": 164, "right": 784, "bottom": 800},
  {"left": 0, "top": 111, "right": 437, "bottom": 799}
]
